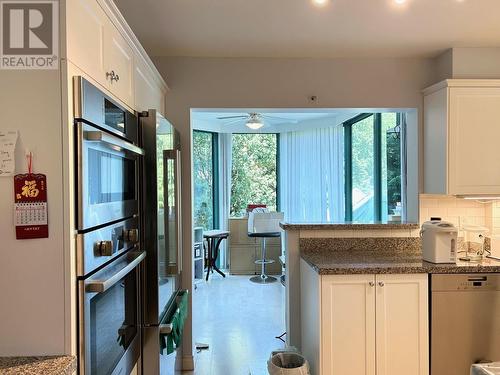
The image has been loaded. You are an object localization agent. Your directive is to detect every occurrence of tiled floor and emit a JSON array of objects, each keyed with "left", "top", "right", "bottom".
[{"left": 185, "top": 273, "right": 285, "bottom": 375}]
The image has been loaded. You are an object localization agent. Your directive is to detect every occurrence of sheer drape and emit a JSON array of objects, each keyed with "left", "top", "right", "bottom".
[{"left": 279, "top": 125, "right": 344, "bottom": 222}]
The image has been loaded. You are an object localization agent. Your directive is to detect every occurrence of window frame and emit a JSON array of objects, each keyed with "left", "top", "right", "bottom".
[
  {"left": 343, "top": 113, "right": 374, "bottom": 221},
  {"left": 192, "top": 129, "right": 220, "bottom": 230},
  {"left": 343, "top": 113, "right": 400, "bottom": 222}
]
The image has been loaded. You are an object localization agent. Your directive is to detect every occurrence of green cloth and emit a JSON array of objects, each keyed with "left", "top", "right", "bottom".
[{"left": 160, "top": 291, "right": 189, "bottom": 355}]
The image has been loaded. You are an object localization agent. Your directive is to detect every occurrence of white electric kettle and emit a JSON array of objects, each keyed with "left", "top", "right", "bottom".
[{"left": 421, "top": 220, "right": 458, "bottom": 263}]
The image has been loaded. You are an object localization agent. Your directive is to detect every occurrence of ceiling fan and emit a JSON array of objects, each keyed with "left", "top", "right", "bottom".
[{"left": 217, "top": 112, "right": 298, "bottom": 130}]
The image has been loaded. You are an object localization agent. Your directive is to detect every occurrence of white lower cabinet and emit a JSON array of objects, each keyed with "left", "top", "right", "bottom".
[
  {"left": 301, "top": 260, "right": 429, "bottom": 375},
  {"left": 321, "top": 274, "right": 376, "bottom": 375},
  {"left": 374, "top": 274, "right": 429, "bottom": 375}
]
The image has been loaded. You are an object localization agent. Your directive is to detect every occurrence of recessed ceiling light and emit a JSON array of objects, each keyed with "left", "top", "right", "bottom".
[
  {"left": 394, "top": 0, "right": 407, "bottom": 4},
  {"left": 312, "top": 0, "right": 329, "bottom": 7}
]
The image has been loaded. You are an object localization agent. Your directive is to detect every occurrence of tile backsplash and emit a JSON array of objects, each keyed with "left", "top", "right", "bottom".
[
  {"left": 418, "top": 194, "right": 500, "bottom": 237},
  {"left": 419, "top": 194, "right": 487, "bottom": 227}
]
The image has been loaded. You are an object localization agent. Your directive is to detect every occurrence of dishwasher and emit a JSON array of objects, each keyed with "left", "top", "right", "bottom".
[{"left": 432, "top": 274, "right": 500, "bottom": 375}]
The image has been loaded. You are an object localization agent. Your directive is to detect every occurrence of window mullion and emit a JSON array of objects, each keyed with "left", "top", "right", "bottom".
[
  {"left": 374, "top": 114, "right": 382, "bottom": 221},
  {"left": 212, "top": 132, "right": 220, "bottom": 229},
  {"left": 344, "top": 124, "right": 352, "bottom": 221}
]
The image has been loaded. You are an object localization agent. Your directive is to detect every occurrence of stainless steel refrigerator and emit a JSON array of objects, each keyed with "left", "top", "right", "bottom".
[{"left": 140, "top": 109, "right": 183, "bottom": 375}]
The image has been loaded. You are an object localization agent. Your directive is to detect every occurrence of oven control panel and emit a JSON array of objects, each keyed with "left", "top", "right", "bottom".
[{"left": 77, "top": 216, "right": 140, "bottom": 277}]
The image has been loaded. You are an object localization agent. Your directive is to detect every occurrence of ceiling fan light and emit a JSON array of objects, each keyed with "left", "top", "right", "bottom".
[{"left": 246, "top": 120, "right": 264, "bottom": 130}]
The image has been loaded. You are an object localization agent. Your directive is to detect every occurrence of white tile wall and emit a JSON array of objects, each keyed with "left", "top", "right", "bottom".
[
  {"left": 489, "top": 201, "right": 500, "bottom": 235},
  {"left": 419, "top": 194, "right": 491, "bottom": 236}
]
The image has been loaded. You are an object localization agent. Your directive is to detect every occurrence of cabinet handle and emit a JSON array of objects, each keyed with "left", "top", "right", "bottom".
[
  {"left": 369, "top": 281, "right": 375, "bottom": 287},
  {"left": 106, "top": 70, "right": 119, "bottom": 83},
  {"left": 378, "top": 281, "right": 385, "bottom": 287}
]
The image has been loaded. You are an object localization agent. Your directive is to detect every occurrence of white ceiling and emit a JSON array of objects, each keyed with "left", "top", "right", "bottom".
[
  {"left": 115, "top": 0, "right": 500, "bottom": 59},
  {"left": 191, "top": 109, "right": 363, "bottom": 133}
]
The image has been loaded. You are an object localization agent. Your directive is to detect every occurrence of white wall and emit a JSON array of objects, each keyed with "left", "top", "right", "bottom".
[
  {"left": 153, "top": 55, "right": 437, "bottom": 353},
  {"left": 433, "top": 48, "right": 500, "bottom": 80},
  {"left": 453, "top": 48, "right": 500, "bottom": 79},
  {"left": 0, "top": 70, "right": 66, "bottom": 355}
]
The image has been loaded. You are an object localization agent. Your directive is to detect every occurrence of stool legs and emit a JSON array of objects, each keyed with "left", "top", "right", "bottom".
[{"left": 250, "top": 238, "right": 277, "bottom": 284}]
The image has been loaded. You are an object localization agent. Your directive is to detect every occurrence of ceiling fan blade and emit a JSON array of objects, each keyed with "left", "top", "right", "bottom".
[
  {"left": 217, "top": 115, "right": 248, "bottom": 120},
  {"left": 221, "top": 118, "right": 245, "bottom": 125},
  {"left": 260, "top": 114, "right": 299, "bottom": 123}
]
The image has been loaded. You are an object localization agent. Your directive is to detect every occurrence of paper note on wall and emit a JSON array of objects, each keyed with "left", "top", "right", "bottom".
[{"left": 0, "top": 130, "right": 18, "bottom": 176}]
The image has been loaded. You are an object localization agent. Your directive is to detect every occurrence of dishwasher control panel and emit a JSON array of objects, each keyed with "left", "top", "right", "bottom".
[{"left": 432, "top": 274, "right": 500, "bottom": 291}]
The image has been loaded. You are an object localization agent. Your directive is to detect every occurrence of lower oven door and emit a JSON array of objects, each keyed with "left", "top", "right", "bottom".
[{"left": 79, "top": 251, "right": 145, "bottom": 375}]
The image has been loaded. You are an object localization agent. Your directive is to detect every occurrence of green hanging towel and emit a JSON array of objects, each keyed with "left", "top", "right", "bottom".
[{"left": 159, "top": 291, "right": 189, "bottom": 355}]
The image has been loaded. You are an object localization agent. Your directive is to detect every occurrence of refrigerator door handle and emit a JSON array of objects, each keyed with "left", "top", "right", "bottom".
[{"left": 163, "top": 149, "right": 182, "bottom": 275}]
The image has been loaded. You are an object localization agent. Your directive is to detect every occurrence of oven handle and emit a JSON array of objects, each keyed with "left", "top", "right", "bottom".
[
  {"left": 85, "top": 251, "right": 146, "bottom": 293},
  {"left": 84, "top": 128, "right": 144, "bottom": 156}
]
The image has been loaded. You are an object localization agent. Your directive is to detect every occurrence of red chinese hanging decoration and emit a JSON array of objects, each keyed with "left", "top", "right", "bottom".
[{"left": 13, "top": 152, "right": 49, "bottom": 239}]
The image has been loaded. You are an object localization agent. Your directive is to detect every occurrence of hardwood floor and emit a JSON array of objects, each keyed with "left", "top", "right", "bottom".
[{"left": 183, "top": 273, "right": 285, "bottom": 375}]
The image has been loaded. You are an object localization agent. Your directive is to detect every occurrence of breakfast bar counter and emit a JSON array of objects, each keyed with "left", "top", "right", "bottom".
[{"left": 279, "top": 221, "right": 420, "bottom": 231}]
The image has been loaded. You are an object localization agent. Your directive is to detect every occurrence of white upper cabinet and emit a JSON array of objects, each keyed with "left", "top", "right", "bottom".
[
  {"left": 104, "top": 26, "right": 134, "bottom": 107},
  {"left": 423, "top": 80, "right": 500, "bottom": 195},
  {"left": 66, "top": 0, "right": 107, "bottom": 84},
  {"left": 66, "top": 0, "right": 167, "bottom": 112},
  {"left": 134, "top": 56, "right": 165, "bottom": 114}
]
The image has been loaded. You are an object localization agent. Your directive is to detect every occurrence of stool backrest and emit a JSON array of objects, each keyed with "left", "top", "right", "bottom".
[{"left": 248, "top": 210, "right": 284, "bottom": 234}]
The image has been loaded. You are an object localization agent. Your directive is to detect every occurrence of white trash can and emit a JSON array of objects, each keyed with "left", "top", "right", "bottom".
[{"left": 268, "top": 352, "right": 310, "bottom": 375}]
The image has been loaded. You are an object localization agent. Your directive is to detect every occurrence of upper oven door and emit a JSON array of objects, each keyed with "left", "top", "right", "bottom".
[
  {"left": 76, "top": 121, "right": 144, "bottom": 231},
  {"left": 74, "top": 76, "right": 138, "bottom": 144}
]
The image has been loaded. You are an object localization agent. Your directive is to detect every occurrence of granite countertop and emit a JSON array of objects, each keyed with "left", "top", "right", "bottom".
[
  {"left": 0, "top": 356, "right": 76, "bottom": 375},
  {"left": 302, "top": 251, "right": 500, "bottom": 275},
  {"left": 280, "top": 221, "right": 419, "bottom": 231}
]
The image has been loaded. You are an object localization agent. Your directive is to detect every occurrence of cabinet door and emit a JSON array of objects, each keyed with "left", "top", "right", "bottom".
[
  {"left": 449, "top": 87, "right": 500, "bottom": 194},
  {"left": 229, "top": 245, "right": 257, "bottom": 274},
  {"left": 229, "top": 219, "right": 257, "bottom": 246},
  {"left": 66, "top": 0, "right": 107, "bottom": 86},
  {"left": 265, "top": 244, "right": 282, "bottom": 275},
  {"left": 134, "top": 56, "right": 164, "bottom": 113},
  {"left": 104, "top": 27, "right": 134, "bottom": 108},
  {"left": 321, "top": 275, "right": 376, "bottom": 375},
  {"left": 375, "top": 274, "right": 428, "bottom": 375}
]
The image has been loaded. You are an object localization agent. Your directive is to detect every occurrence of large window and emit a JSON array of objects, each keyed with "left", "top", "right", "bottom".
[
  {"left": 230, "top": 133, "right": 278, "bottom": 217},
  {"left": 344, "top": 113, "right": 403, "bottom": 222},
  {"left": 193, "top": 131, "right": 218, "bottom": 230}
]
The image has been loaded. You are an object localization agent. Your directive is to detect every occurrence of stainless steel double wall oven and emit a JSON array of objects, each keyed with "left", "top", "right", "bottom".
[{"left": 74, "top": 77, "right": 145, "bottom": 375}]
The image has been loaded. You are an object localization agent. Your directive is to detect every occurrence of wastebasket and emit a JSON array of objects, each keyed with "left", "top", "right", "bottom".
[{"left": 268, "top": 351, "right": 310, "bottom": 375}]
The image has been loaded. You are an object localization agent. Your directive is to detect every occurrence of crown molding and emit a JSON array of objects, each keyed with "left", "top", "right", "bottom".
[{"left": 423, "top": 79, "right": 500, "bottom": 95}]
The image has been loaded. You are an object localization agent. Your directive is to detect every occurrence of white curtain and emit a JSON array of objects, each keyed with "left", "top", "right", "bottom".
[
  {"left": 218, "top": 133, "right": 232, "bottom": 268},
  {"left": 280, "top": 125, "right": 344, "bottom": 223}
]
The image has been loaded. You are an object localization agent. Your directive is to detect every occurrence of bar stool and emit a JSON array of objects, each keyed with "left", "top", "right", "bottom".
[{"left": 247, "top": 209, "right": 284, "bottom": 284}]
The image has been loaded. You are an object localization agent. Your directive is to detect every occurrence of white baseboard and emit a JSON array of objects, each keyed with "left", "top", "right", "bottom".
[{"left": 180, "top": 355, "right": 194, "bottom": 371}]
